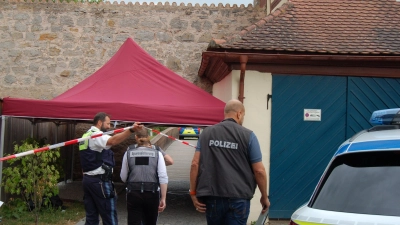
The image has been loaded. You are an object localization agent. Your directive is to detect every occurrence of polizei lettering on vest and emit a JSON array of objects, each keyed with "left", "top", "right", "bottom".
[
  {"left": 209, "top": 140, "right": 238, "bottom": 150},
  {"left": 129, "top": 150, "right": 156, "bottom": 158}
]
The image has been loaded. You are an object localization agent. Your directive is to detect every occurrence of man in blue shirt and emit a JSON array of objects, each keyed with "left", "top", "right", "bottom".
[{"left": 189, "top": 99, "right": 270, "bottom": 225}]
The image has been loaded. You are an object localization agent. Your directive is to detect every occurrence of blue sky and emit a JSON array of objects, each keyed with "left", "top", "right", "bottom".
[{"left": 107, "top": 0, "right": 253, "bottom": 6}]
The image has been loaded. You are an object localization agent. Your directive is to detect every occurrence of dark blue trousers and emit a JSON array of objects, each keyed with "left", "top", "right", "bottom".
[
  {"left": 202, "top": 196, "right": 250, "bottom": 225},
  {"left": 83, "top": 175, "right": 118, "bottom": 225}
]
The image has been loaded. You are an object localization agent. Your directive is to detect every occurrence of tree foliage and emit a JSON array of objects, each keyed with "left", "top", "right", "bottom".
[{"left": 2, "top": 138, "right": 61, "bottom": 223}]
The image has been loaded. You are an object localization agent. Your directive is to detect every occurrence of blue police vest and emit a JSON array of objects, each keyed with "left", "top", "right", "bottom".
[{"left": 79, "top": 129, "right": 115, "bottom": 172}]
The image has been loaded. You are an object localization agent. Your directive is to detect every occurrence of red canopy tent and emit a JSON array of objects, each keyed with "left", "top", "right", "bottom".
[
  {"left": 2, "top": 38, "right": 225, "bottom": 126},
  {"left": 0, "top": 38, "right": 225, "bottom": 187}
]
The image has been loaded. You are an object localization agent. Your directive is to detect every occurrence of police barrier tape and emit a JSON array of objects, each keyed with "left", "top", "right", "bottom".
[
  {"left": 146, "top": 127, "right": 196, "bottom": 148},
  {"left": 0, "top": 126, "right": 195, "bottom": 162}
]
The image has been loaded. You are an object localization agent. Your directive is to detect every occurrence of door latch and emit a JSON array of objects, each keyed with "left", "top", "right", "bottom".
[{"left": 267, "top": 94, "right": 272, "bottom": 109}]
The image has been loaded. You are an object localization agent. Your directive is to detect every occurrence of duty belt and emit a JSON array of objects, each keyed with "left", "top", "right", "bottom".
[
  {"left": 84, "top": 173, "right": 112, "bottom": 182},
  {"left": 127, "top": 182, "right": 158, "bottom": 193},
  {"left": 84, "top": 174, "right": 102, "bottom": 179}
]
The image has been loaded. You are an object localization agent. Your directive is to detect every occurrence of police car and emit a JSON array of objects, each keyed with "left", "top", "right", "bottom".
[
  {"left": 178, "top": 127, "right": 201, "bottom": 139},
  {"left": 290, "top": 108, "right": 400, "bottom": 225}
]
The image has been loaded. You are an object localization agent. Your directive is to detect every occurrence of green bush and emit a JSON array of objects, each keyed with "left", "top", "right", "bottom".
[
  {"left": 2, "top": 138, "right": 61, "bottom": 223},
  {"left": 0, "top": 198, "right": 26, "bottom": 220}
]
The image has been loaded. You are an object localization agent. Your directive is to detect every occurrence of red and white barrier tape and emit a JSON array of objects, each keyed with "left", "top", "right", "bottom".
[
  {"left": 145, "top": 127, "right": 196, "bottom": 148},
  {"left": 0, "top": 126, "right": 131, "bottom": 162},
  {"left": 0, "top": 126, "right": 196, "bottom": 162}
]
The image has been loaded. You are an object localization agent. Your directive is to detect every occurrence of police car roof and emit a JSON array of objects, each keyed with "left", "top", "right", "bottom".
[{"left": 335, "top": 127, "right": 400, "bottom": 157}]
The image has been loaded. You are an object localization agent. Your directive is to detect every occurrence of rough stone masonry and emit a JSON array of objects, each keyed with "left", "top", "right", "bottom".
[{"left": 0, "top": 0, "right": 266, "bottom": 99}]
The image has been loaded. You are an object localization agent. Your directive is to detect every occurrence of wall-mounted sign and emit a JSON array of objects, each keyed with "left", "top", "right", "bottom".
[{"left": 304, "top": 109, "right": 321, "bottom": 121}]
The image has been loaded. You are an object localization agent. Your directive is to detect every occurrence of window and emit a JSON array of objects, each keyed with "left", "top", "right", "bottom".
[{"left": 310, "top": 151, "right": 400, "bottom": 217}]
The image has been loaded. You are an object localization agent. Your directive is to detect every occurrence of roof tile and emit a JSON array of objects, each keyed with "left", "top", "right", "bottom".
[{"left": 215, "top": 0, "right": 400, "bottom": 55}]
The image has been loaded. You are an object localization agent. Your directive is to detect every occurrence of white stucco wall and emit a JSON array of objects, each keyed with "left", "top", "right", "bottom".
[
  {"left": 212, "top": 72, "right": 234, "bottom": 102},
  {"left": 213, "top": 70, "right": 272, "bottom": 223}
]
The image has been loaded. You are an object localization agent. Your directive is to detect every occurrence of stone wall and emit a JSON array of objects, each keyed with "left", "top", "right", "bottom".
[{"left": 0, "top": 0, "right": 266, "bottom": 99}]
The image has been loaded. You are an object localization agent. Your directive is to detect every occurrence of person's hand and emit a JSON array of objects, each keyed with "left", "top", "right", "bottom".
[
  {"left": 191, "top": 195, "right": 206, "bottom": 213},
  {"left": 132, "top": 122, "right": 143, "bottom": 132},
  {"left": 158, "top": 199, "right": 166, "bottom": 212},
  {"left": 260, "top": 195, "right": 270, "bottom": 214}
]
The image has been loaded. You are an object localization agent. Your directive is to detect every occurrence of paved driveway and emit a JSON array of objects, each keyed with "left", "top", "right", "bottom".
[{"left": 59, "top": 139, "right": 289, "bottom": 225}]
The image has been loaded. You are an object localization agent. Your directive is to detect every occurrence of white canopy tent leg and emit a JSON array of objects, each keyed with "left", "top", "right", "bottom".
[
  {"left": 70, "top": 123, "right": 76, "bottom": 182},
  {"left": 0, "top": 116, "right": 7, "bottom": 199}
]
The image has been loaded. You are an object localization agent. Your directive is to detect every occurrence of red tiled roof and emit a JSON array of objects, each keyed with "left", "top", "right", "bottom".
[{"left": 213, "top": 0, "right": 400, "bottom": 55}]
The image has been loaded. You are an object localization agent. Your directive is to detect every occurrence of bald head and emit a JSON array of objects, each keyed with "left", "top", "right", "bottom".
[
  {"left": 224, "top": 99, "right": 244, "bottom": 114},
  {"left": 224, "top": 99, "right": 245, "bottom": 125}
]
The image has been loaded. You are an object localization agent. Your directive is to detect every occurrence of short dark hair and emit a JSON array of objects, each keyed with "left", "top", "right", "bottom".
[{"left": 93, "top": 112, "right": 110, "bottom": 125}]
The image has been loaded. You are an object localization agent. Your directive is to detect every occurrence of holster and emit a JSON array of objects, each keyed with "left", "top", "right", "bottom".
[{"left": 101, "top": 164, "right": 113, "bottom": 182}]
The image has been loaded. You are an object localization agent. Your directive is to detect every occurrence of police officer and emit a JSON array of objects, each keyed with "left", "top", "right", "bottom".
[
  {"left": 79, "top": 112, "right": 142, "bottom": 225},
  {"left": 131, "top": 143, "right": 174, "bottom": 166},
  {"left": 120, "top": 127, "right": 168, "bottom": 225},
  {"left": 190, "top": 99, "right": 270, "bottom": 225}
]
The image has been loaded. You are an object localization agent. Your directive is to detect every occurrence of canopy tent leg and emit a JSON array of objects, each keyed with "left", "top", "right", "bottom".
[
  {"left": 0, "top": 116, "right": 7, "bottom": 199},
  {"left": 54, "top": 123, "right": 65, "bottom": 184},
  {"left": 30, "top": 120, "right": 34, "bottom": 138},
  {"left": 70, "top": 123, "right": 76, "bottom": 182},
  {"left": 55, "top": 123, "right": 58, "bottom": 144}
]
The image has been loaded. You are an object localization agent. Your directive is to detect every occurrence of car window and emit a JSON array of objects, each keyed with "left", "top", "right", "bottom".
[{"left": 310, "top": 151, "right": 400, "bottom": 217}]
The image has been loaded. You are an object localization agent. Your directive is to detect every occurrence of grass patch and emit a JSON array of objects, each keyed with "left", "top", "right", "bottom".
[{"left": 0, "top": 199, "right": 85, "bottom": 225}]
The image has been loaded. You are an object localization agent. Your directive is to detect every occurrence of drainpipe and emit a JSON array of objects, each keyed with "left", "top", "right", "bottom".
[{"left": 238, "top": 55, "right": 248, "bottom": 103}]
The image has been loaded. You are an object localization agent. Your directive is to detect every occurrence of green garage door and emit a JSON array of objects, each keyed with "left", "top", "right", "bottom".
[
  {"left": 269, "top": 74, "right": 347, "bottom": 218},
  {"left": 269, "top": 75, "right": 400, "bottom": 218}
]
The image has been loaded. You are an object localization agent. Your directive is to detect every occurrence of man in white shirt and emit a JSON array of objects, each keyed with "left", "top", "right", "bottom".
[{"left": 79, "top": 112, "right": 142, "bottom": 225}]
